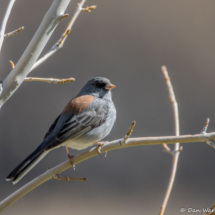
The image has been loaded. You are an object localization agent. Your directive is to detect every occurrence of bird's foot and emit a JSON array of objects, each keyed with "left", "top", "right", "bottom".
[
  {"left": 65, "top": 144, "right": 75, "bottom": 170},
  {"left": 94, "top": 141, "right": 108, "bottom": 157},
  {"left": 68, "top": 154, "right": 75, "bottom": 170}
]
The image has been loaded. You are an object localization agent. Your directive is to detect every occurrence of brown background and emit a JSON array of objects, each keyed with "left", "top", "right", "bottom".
[{"left": 0, "top": 0, "right": 215, "bottom": 214}]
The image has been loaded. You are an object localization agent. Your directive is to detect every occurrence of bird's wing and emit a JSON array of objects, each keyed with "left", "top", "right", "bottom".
[
  {"left": 37, "top": 95, "right": 109, "bottom": 151},
  {"left": 43, "top": 114, "right": 61, "bottom": 139}
]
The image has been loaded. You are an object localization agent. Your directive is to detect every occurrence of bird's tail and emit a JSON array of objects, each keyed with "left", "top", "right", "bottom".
[{"left": 6, "top": 148, "right": 48, "bottom": 184}]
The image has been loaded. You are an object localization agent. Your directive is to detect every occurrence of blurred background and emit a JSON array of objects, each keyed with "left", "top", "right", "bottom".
[{"left": 0, "top": 0, "right": 215, "bottom": 214}]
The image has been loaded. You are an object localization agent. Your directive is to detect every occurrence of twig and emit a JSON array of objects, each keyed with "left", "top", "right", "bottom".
[
  {"left": 59, "top": 13, "right": 69, "bottom": 21},
  {"left": 53, "top": 174, "right": 86, "bottom": 181},
  {"left": 55, "top": 0, "right": 92, "bottom": 47},
  {"left": 4, "top": 26, "right": 24, "bottom": 38},
  {"left": 8, "top": 58, "right": 74, "bottom": 84},
  {"left": 121, "top": 121, "right": 136, "bottom": 145},
  {"left": 1, "top": 130, "right": 215, "bottom": 212},
  {"left": 201, "top": 118, "right": 210, "bottom": 134},
  {"left": 159, "top": 66, "right": 181, "bottom": 215},
  {"left": 0, "top": 0, "right": 16, "bottom": 54},
  {"left": 162, "top": 144, "right": 182, "bottom": 155},
  {"left": 9, "top": 61, "right": 75, "bottom": 84},
  {"left": 30, "top": 0, "right": 95, "bottom": 73},
  {"left": 24, "top": 77, "right": 75, "bottom": 84},
  {"left": 9, "top": 60, "right": 15, "bottom": 69},
  {"left": 81, "top": 5, "right": 97, "bottom": 12},
  {"left": 201, "top": 118, "right": 215, "bottom": 149},
  {"left": 205, "top": 202, "right": 215, "bottom": 215},
  {"left": 0, "top": 0, "right": 71, "bottom": 107},
  {"left": 101, "top": 120, "right": 135, "bottom": 157}
]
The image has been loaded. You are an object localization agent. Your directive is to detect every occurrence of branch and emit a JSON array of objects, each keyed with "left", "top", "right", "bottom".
[
  {"left": 9, "top": 60, "right": 15, "bottom": 69},
  {"left": 159, "top": 66, "right": 181, "bottom": 215},
  {"left": 0, "top": 0, "right": 16, "bottom": 54},
  {"left": 24, "top": 77, "right": 75, "bottom": 84},
  {"left": 4, "top": 26, "right": 24, "bottom": 38},
  {"left": 59, "top": 13, "right": 69, "bottom": 21},
  {"left": 81, "top": 5, "right": 97, "bottom": 12},
  {"left": 53, "top": 174, "right": 86, "bottom": 181},
  {"left": 1, "top": 129, "right": 215, "bottom": 213},
  {"left": 0, "top": 0, "right": 71, "bottom": 108},
  {"left": 121, "top": 121, "right": 136, "bottom": 145},
  {"left": 9, "top": 60, "right": 75, "bottom": 84},
  {"left": 205, "top": 202, "right": 215, "bottom": 215},
  {"left": 201, "top": 118, "right": 210, "bottom": 134},
  {"left": 30, "top": 0, "right": 96, "bottom": 73}
]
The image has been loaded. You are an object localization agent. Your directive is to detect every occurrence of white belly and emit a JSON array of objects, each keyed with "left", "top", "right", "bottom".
[{"left": 63, "top": 138, "right": 95, "bottom": 150}]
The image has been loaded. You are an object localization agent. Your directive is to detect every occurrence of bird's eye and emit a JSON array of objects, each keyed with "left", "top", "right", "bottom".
[{"left": 95, "top": 81, "right": 106, "bottom": 88}]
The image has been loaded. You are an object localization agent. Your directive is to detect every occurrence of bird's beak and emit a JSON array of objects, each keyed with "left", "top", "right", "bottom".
[{"left": 105, "top": 83, "right": 116, "bottom": 90}]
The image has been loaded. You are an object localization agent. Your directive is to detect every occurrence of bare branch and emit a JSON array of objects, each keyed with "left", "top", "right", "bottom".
[
  {"left": 55, "top": 0, "right": 90, "bottom": 47},
  {"left": 201, "top": 118, "right": 210, "bottom": 134},
  {"left": 159, "top": 66, "right": 181, "bottom": 215},
  {"left": 1, "top": 130, "right": 215, "bottom": 213},
  {"left": 199, "top": 118, "right": 215, "bottom": 149},
  {"left": 121, "top": 121, "right": 136, "bottom": 145},
  {"left": 24, "top": 77, "right": 75, "bottom": 84},
  {"left": 4, "top": 26, "right": 24, "bottom": 38},
  {"left": 53, "top": 174, "right": 86, "bottom": 181},
  {"left": 205, "top": 202, "right": 215, "bottom": 215},
  {"left": 0, "top": 0, "right": 16, "bottom": 54},
  {"left": 55, "top": 29, "right": 71, "bottom": 48},
  {"left": 9, "top": 60, "right": 15, "bottom": 69},
  {"left": 0, "top": 0, "right": 71, "bottom": 107},
  {"left": 9, "top": 57, "right": 75, "bottom": 84},
  {"left": 59, "top": 13, "right": 69, "bottom": 21},
  {"left": 30, "top": 0, "right": 96, "bottom": 73},
  {"left": 205, "top": 139, "right": 215, "bottom": 149},
  {"left": 81, "top": 5, "right": 97, "bottom": 12},
  {"left": 10, "top": 59, "right": 75, "bottom": 84},
  {"left": 162, "top": 144, "right": 183, "bottom": 156}
]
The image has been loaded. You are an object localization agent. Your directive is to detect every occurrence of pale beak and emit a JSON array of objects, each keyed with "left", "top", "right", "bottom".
[{"left": 105, "top": 83, "right": 116, "bottom": 90}]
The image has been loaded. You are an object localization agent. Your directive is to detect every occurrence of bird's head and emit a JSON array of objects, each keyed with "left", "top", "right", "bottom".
[{"left": 79, "top": 77, "right": 116, "bottom": 100}]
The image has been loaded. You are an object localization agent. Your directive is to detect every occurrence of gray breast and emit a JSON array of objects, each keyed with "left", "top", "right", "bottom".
[{"left": 66, "top": 100, "right": 116, "bottom": 150}]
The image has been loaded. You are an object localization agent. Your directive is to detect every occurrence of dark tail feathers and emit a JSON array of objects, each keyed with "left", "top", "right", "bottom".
[{"left": 6, "top": 148, "right": 48, "bottom": 184}]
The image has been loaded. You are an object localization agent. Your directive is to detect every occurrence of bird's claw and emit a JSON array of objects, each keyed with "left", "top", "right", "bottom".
[
  {"left": 65, "top": 145, "right": 75, "bottom": 170},
  {"left": 68, "top": 154, "right": 75, "bottom": 170},
  {"left": 95, "top": 141, "right": 108, "bottom": 157}
]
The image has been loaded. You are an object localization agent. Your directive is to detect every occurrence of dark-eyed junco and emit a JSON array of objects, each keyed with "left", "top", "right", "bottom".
[{"left": 6, "top": 77, "right": 116, "bottom": 184}]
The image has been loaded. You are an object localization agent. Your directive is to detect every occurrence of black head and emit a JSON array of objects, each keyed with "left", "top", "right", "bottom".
[{"left": 78, "top": 77, "right": 116, "bottom": 100}]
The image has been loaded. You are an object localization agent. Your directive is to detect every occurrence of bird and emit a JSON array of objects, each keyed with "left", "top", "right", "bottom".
[{"left": 6, "top": 77, "right": 116, "bottom": 184}]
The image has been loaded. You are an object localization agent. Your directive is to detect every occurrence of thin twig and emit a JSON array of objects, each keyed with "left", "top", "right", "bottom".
[
  {"left": 159, "top": 66, "right": 181, "bottom": 215},
  {"left": 30, "top": 0, "right": 95, "bottom": 73},
  {"left": 4, "top": 26, "right": 24, "bottom": 38},
  {"left": 201, "top": 118, "right": 215, "bottom": 149},
  {"left": 53, "top": 174, "right": 86, "bottom": 181},
  {"left": 1, "top": 130, "right": 215, "bottom": 213},
  {"left": 201, "top": 118, "right": 210, "bottom": 134},
  {"left": 55, "top": 0, "right": 92, "bottom": 47},
  {"left": 9, "top": 59, "right": 75, "bottom": 84},
  {"left": 121, "top": 121, "right": 136, "bottom": 145},
  {"left": 9, "top": 60, "right": 15, "bottom": 69},
  {"left": 0, "top": 0, "right": 16, "bottom": 54},
  {"left": 24, "top": 77, "right": 75, "bottom": 84},
  {"left": 205, "top": 202, "right": 215, "bottom": 215},
  {"left": 101, "top": 120, "right": 135, "bottom": 157},
  {"left": 81, "top": 5, "right": 97, "bottom": 12},
  {"left": 59, "top": 13, "right": 69, "bottom": 21}
]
